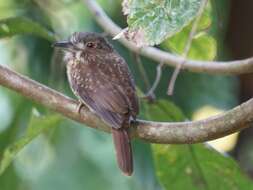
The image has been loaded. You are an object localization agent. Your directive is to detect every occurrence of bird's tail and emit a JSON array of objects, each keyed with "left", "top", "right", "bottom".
[{"left": 112, "top": 127, "right": 133, "bottom": 176}]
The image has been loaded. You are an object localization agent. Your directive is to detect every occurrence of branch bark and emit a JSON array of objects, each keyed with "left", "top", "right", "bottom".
[
  {"left": 84, "top": 0, "right": 253, "bottom": 75},
  {"left": 0, "top": 64, "right": 253, "bottom": 144}
]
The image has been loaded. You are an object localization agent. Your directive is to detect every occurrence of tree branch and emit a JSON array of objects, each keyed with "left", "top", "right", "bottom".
[
  {"left": 0, "top": 64, "right": 253, "bottom": 144},
  {"left": 84, "top": 0, "right": 253, "bottom": 75}
]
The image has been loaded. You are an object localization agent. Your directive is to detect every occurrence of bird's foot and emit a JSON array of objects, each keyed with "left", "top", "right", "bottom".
[{"left": 76, "top": 101, "right": 85, "bottom": 114}]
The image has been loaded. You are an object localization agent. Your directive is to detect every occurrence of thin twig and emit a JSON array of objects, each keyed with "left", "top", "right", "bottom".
[
  {"left": 167, "top": 0, "right": 208, "bottom": 95},
  {"left": 133, "top": 53, "right": 151, "bottom": 91},
  {"left": 133, "top": 52, "right": 157, "bottom": 102},
  {"left": 146, "top": 62, "right": 164, "bottom": 97},
  {"left": 83, "top": 0, "right": 253, "bottom": 75}
]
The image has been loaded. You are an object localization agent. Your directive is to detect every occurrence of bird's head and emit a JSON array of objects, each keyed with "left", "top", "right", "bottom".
[{"left": 54, "top": 32, "right": 113, "bottom": 62}]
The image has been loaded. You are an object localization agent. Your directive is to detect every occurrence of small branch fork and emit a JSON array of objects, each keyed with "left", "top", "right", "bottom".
[
  {"left": 0, "top": 64, "right": 253, "bottom": 144},
  {"left": 133, "top": 53, "right": 156, "bottom": 102},
  {"left": 132, "top": 53, "right": 151, "bottom": 92}
]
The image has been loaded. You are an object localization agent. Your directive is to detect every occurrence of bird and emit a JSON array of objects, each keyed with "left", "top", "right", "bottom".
[{"left": 54, "top": 32, "right": 139, "bottom": 176}]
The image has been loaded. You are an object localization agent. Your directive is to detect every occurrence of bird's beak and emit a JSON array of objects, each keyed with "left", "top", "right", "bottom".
[{"left": 53, "top": 41, "right": 73, "bottom": 50}]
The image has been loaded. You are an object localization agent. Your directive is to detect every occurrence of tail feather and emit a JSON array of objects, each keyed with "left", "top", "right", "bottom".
[{"left": 112, "top": 128, "right": 133, "bottom": 176}]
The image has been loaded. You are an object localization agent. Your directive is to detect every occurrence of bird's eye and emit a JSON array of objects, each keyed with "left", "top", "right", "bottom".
[
  {"left": 96, "top": 43, "right": 102, "bottom": 49},
  {"left": 86, "top": 42, "right": 95, "bottom": 48}
]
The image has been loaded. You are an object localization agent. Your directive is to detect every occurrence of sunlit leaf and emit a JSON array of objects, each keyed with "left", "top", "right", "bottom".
[
  {"left": 197, "top": 4, "right": 212, "bottom": 31},
  {"left": 164, "top": 30, "right": 217, "bottom": 60},
  {"left": 0, "top": 17, "right": 55, "bottom": 41},
  {"left": 153, "top": 144, "right": 253, "bottom": 190},
  {"left": 122, "top": 0, "right": 202, "bottom": 46},
  {"left": 161, "top": 3, "right": 216, "bottom": 61},
  {"left": 0, "top": 111, "right": 62, "bottom": 175}
]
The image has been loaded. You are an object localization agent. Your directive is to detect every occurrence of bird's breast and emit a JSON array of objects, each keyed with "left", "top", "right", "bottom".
[{"left": 67, "top": 60, "right": 84, "bottom": 94}]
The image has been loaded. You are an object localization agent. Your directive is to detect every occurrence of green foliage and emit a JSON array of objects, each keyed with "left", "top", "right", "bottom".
[
  {"left": 133, "top": 140, "right": 162, "bottom": 190},
  {"left": 163, "top": 27, "right": 217, "bottom": 60},
  {"left": 0, "top": 111, "right": 62, "bottom": 175},
  {"left": 0, "top": 0, "right": 250, "bottom": 190},
  {"left": 0, "top": 17, "right": 55, "bottom": 41},
  {"left": 138, "top": 99, "right": 187, "bottom": 189},
  {"left": 141, "top": 98, "right": 253, "bottom": 190},
  {"left": 123, "top": 0, "right": 202, "bottom": 46},
  {"left": 140, "top": 99, "right": 185, "bottom": 122},
  {"left": 172, "top": 73, "right": 238, "bottom": 116},
  {"left": 153, "top": 144, "right": 253, "bottom": 190},
  {"left": 162, "top": 3, "right": 216, "bottom": 60}
]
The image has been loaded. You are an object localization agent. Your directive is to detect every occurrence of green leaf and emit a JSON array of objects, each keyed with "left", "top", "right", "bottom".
[
  {"left": 140, "top": 99, "right": 185, "bottom": 122},
  {"left": 0, "top": 111, "right": 62, "bottom": 175},
  {"left": 197, "top": 4, "right": 212, "bottom": 31},
  {"left": 0, "top": 17, "right": 55, "bottom": 41},
  {"left": 135, "top": 98, "right": 185, "bottom": 190},
  {"left": 164, "top": 29, "right": 217, "bottom": 60},
  {"left": 152, "top": 144, "right": 253, "bottom": 190},
  {"left": 161, "top": 3, "right": 217, "bottom": 61},
  {"left": 123, "top": 0, "right": 202, "bottom": 46},
  {"left": 140, "top": 99, "right": 252, "bottom": 189}
]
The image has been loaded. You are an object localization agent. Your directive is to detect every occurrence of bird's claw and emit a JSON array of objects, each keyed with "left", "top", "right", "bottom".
[{"left": 77, "top": 101, "right": 84, "bottom": 114}]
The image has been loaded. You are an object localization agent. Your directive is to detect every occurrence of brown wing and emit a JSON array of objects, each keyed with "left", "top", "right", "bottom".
[
  {"left": 70, "top": 53, "right": 138, "bottom": 129},
  {"left": 77, "top": 80, "right": 129, "bottom": 128},
  {"left": 94, "top": 52, "right": 139, "bottom": 117}
]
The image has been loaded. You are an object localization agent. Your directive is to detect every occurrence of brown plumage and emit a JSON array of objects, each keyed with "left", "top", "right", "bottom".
[{"left": 54, "top": 32, "right": 139, "bottom": 176}]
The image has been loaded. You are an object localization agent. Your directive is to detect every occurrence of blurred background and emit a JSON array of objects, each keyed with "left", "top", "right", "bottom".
[{"left": 0, "top": 0, "right": 253, "bottom": 189}]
